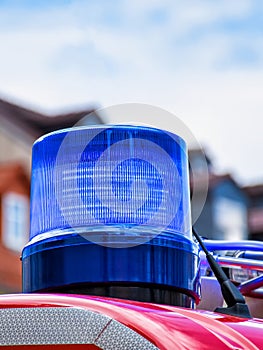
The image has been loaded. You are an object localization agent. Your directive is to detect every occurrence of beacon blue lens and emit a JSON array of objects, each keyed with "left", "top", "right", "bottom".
[{"left": 22, "top": 125, "right": 200, "bottom": 302}]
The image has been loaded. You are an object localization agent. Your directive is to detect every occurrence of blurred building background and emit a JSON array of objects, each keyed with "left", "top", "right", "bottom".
[
  {"left": 189, "top": 149, "right": 249, "bottom": 241},
  {"left": 189, "top": 149, "right": 263, "bottom": 243},
  {"left": 0, "top": 97, "right": 263, "bottom": 293},
  {"left": 0, "top": 98, "right": 104, "bottom": 292},
  {"left": 243, "top": 185, "right": 263, "bottom": 241}
]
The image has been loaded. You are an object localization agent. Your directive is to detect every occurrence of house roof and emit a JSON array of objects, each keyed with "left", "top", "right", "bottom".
[
  {"left": 243, "top": 184, "right": 263, "bottom": 197},
  {"left": 208, "top": 173, "right": 238, "bottom": 187},
  {"left": 0, "top": 98, "right": 104, "bottom": 139}
]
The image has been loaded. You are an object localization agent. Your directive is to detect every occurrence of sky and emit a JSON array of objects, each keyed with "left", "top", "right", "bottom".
[{"left": 0, "top": 0, "right": 263, "bottom": 185}]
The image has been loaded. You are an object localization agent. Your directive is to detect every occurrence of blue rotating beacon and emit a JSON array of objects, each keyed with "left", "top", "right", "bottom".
[{"left": 22, "top": 125, "right": 200, "bottom": 307}]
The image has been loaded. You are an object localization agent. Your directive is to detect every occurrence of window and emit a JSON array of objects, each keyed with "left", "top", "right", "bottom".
[
  {"left": 214, "top": 197, "right": 247, "bottom": 240},
  {"left": 2, "top": 192, "right": 29, "bottom": 252}
]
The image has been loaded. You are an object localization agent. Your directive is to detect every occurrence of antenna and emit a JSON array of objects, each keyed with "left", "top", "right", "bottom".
[{"left": 192, "top": 227, "right": 251, "bottom": 318}]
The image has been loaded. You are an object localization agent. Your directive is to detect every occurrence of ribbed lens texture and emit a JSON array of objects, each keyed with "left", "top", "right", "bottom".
[{"left": 30, "top": 126, "right": 191, "bottom": 240}]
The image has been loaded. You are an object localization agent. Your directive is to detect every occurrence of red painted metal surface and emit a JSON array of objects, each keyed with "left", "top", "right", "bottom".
[
  {"left": 0, "top": 294, "right": 263, "bottom": 350},
  {"left": 1, "top": 347, "right": 100, "bottom": 350}
]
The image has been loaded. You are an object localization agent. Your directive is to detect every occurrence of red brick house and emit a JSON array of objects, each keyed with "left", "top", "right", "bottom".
[
  {"left": 0, "top": 163, "right": 30, "bottom": 292},
  {"left": 0, "top": 98, "right": 104, "bottom": 292}
]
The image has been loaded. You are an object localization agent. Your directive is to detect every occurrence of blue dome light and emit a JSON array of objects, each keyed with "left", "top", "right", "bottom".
[{"left": 22, "top": 125, "right": 200, "bottom": 303}]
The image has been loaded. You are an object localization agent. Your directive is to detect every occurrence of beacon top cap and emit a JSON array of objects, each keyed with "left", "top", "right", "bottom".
[{"left": 29, "top": 125, "right": 192, "bottom": 245}]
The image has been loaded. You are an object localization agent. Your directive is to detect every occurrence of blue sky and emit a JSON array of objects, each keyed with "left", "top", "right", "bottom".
[{"left": 0, "top": 0, "right": 263, "bottom": 183}]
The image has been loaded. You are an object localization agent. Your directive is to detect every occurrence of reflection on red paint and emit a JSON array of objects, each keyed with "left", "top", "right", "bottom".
[{"left": 1, "top": 345, "right": 101, "bottom": 350}]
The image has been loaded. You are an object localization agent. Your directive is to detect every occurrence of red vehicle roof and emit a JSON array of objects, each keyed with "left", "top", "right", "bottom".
[{"left": 0, "top": 294, "right": 262, "bottom": 349}]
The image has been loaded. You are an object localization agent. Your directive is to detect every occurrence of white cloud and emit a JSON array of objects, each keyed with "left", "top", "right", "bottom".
[{"left": 0, "top": 1, "right": 262, "bottom": 183}]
